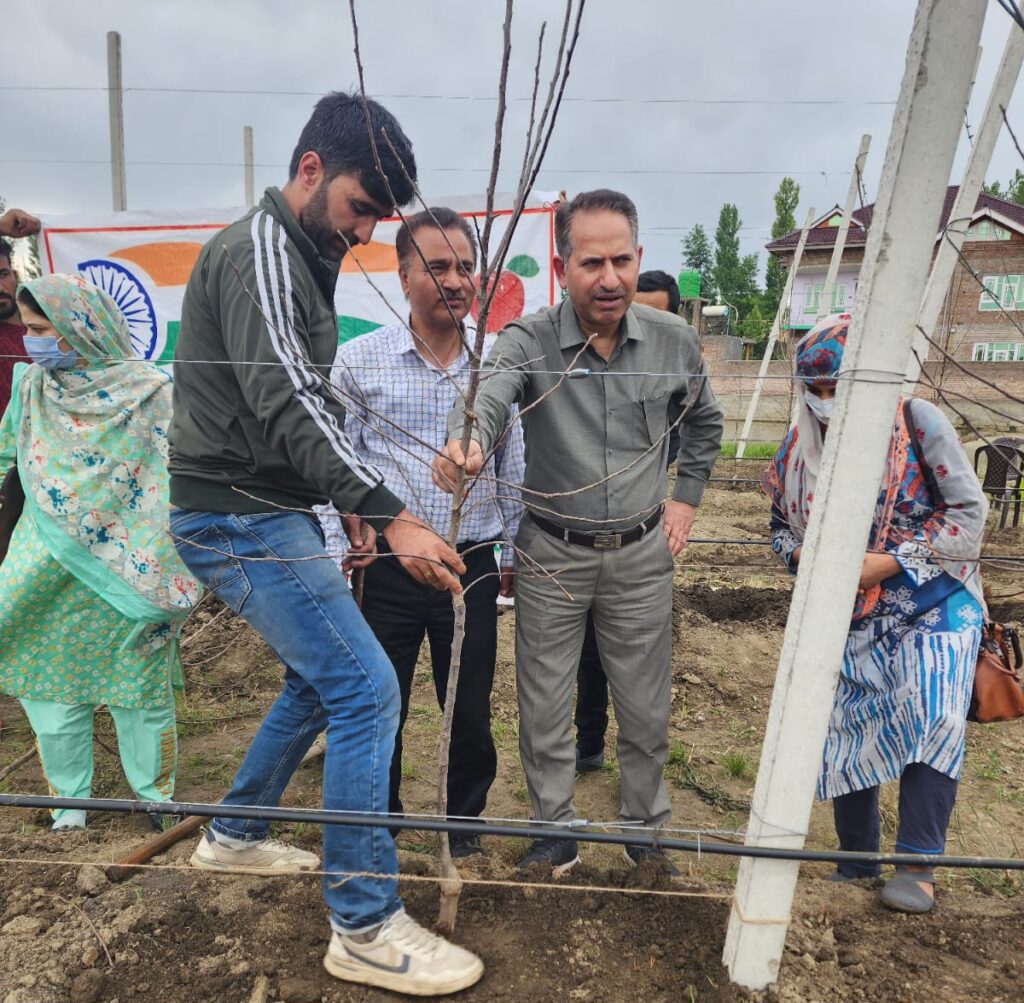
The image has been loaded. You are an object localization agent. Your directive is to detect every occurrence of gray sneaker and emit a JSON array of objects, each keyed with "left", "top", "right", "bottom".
[
  {"left": 190, "top": 828, "right": 320, "bottom": 874},
  {"left": 324, "top": 908, "right": 483, "bottom": 995}
]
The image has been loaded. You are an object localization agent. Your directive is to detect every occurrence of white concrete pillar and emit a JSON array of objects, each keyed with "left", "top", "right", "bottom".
[
  {"left": 906, "top": 26, "right": 1024, "bottom": 388},
  {"left": 723, "top": 0, "right": 988, "bottom": 989}
]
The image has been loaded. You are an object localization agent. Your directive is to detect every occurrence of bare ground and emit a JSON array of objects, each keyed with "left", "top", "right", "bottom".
[{"left": 2, "top": 476, "right": 1023, "bottom": 1003}]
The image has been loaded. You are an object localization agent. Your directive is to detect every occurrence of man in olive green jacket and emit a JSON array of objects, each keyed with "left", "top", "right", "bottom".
[{"left": 169, "top": 91, "right": 482, "bottom": 997}]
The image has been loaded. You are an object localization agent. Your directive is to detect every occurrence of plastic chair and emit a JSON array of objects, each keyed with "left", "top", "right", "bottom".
[{"left": 975, "top": 439, "right": 1024, "bottom": 529}]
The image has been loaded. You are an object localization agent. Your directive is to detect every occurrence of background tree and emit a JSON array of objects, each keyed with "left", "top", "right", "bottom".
[
  {"left": 682, "top": 223, "right": 714, "bottom": 299},
  {"left": 712, "top": 203, "right": 742, "bottom": 307},
  {"left": 711, "top": 203, "right": 763, "bottom": 338},
  {"left": 763, "top": 177, "right": 799, "bottom": 318},
  {"left": 983, "top": 168, "right": 1024, "bottom": 204}
]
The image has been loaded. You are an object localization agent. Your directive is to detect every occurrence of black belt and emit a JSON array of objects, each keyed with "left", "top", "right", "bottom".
[{"left": 528, "top": 507, "right": 662, "bottom": 550}]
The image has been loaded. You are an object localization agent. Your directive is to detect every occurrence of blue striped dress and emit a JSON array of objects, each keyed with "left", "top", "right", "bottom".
[{"left": 767, "top": 397, "right": 987, "bottom": 801}]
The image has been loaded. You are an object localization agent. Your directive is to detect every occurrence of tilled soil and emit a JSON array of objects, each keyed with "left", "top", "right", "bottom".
[{"left": 2, "top": 483, "right": 1024, "bottom": 1002}]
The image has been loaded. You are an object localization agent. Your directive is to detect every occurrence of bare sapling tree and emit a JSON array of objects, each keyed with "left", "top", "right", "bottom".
[{"left": 348, "top": 0, "right": 586, "bottom": 933}]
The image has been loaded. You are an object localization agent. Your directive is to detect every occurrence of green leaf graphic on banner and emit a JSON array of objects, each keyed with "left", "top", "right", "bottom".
[
  {"left": 337, "top": 315, "right": 382, "bottom": 344},
  {"left": 506, "top": 254, "right": 539, "bottom": 278},
  {"left": 157, "top": 321, "right": 179, "bottom": 365}
]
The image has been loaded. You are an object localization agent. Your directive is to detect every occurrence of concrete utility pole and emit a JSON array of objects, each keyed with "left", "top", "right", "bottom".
[
  {"left": 106, "top": 31, "right": 127, "bottom": 212},
  {"left": 816, "top": 134, "right": 871, "bottom": 320},
  {"left": 906, "top": 26, "right": 1024, "bottom": 389},
  {"left": 723, "top": 0, "right": 987, "bottom": 990},
  {"left": 244, "top": 126, "right": 255, "bottom": 207},
  {"left": 735, "top": 206, "right": 815, "bottom": 458}
]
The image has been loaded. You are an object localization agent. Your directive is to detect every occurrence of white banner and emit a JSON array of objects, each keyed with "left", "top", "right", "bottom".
[{"left": 40, "top": 194, "right": 559, "bottom": 362}]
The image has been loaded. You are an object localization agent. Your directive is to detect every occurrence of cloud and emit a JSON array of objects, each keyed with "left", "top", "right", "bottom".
[{"left": 4, "top": 1, "right": 1022, "bottom": 285}]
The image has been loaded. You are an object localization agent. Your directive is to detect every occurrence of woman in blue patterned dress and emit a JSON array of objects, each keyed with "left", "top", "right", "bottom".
[{"left": 763, "top": 314, "right": 987, "bottom": 914}]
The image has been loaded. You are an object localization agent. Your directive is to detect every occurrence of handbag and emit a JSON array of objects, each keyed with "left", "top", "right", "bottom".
[
  {"left": 969, "top": 622, "right": 1024, "bottom": 723},
  {"left": 904, "top": 400, "right": 1024, "bottom": 724},
  {"left": 0, "top": 464, "right": 24, "bottom": 566}
]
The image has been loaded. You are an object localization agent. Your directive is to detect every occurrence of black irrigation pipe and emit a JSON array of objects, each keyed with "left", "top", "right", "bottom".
[{"left": 2, "top": 794, "right": 1023, "bottom": 872}]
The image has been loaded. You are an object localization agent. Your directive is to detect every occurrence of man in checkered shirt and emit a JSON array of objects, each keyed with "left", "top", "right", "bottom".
[{"left": 319, "top": 208, "right": 524, "bottom": 858}]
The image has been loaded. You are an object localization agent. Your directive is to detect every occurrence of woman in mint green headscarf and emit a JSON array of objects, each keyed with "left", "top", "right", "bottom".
[{"left": 0, "top": 273, "right": 200, "bottom": 831}]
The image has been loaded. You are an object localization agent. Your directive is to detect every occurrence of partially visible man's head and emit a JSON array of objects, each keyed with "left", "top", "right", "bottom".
[
  {"left": 634, "top": 269, "right": 680, "bottom": 315},
  {"left": 287, "top": 91, "right": 417, "bottom": 263},
  {"left": 0, "top": 240, "right": 17, "bottom": 322},
  {"left": 396, "top": 208, "right": 477, "bottom": 330},
  {"left": 553, "top": 189, "right": 642, "bottom": 333}
]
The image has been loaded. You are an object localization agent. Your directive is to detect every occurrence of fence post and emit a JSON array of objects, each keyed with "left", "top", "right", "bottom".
[
  {"left": 816, "top": 135, "right": 871, "bottom": 321},
  {"left": 106, "top": 31, "right": 127, "bottom": 212},
  {"left": 906, "top": 26, "right": 1024, "bottom": 388},
  {"left": 243, "top": 126, "right": 255, "bottom": 207},
  {"left": 723, "top": 0, "right": 987, "bottom": 989},
  {"left": 736, "top": 206, "right": 815, "bottom": 458}
]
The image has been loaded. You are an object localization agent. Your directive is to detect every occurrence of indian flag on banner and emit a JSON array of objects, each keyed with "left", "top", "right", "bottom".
[{"left": 38, "top": 192, "right": 558, "bottom": 361}]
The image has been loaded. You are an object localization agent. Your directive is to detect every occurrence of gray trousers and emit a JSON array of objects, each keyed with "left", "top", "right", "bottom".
[{"left": 514, "top": 516, "right": 673, "bottom": 826}]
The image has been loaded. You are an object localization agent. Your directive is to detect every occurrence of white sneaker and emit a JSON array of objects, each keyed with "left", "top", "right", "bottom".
[
  {"left": 324, "top": 908, "right": 484, "bottom": 996},
  {"left": 189, "top": 828, "right": 320, "bottom": 874}
]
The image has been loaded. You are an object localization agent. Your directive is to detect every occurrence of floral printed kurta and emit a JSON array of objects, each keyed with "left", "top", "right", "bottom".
[
  {"left": 0, "top": 275, "right": 199, "bottom": 709},
  {"left": 0, "top": 510, "right": 176, "bottom": 708}
]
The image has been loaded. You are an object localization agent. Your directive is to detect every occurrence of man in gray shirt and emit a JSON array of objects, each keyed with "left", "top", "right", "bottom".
[{"left": 433, "top": 189, "right": 723, "bottom": 875}]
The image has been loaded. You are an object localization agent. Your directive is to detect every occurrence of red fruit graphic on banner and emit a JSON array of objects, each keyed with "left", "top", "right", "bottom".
[{"left": 471, "top": 254, "right": 538, "bottom": 332}]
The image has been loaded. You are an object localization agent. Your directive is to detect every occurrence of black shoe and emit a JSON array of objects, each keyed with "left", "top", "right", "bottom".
[
  {"left": 516, "top": 838, "right": 579, "bottom": 876},
  {"left": 624, "top": 844, "right": 680, "bottom": 877},
  {"left": 450, "top": 833, "right": 483, "bottom": 859},
  {"left": 575, "top": 748, "right": 605, "bottom": 774},
  {"left": 148, "top": 811, "right": 184, "bottom": 833}
]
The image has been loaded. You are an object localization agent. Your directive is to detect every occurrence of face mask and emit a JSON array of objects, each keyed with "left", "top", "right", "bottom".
[
  {"left": 23, "top": 335, "right": 79, "bottom": 371},
  {"left": 805, "top": 392, "right": 833, "bottom": 425}
]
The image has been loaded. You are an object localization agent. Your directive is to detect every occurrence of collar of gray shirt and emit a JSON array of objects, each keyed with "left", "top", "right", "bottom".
[{"left": 555, "top": 297, "right": 645, "bottom": 352}]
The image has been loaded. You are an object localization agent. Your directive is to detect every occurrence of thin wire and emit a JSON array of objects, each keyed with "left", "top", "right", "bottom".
[
  {"left": 0, "top": 157, "right": 851, "bottom": 178},
  {"left": 0, "top": 353, "right": 935, "bottom": 382},
  {"left": 0, "top": 84, "right": 898, "bottom": 106},
  {"left": 0, "top": 854, "right": 733, "bottom": 903}
]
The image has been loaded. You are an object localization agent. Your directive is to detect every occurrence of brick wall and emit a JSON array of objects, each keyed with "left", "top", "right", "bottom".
[
  {"left": 707, "top": 358, "right": 1024, "bottom": 445},
  {"left": 942, "top": 235, "right": 1024, "bottom": 361},
  {"left": 701, "top": 335, "right": 743, "bottom": 365}
]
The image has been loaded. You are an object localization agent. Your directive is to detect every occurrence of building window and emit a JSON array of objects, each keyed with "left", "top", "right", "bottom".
[
  {"left": 967, "top": 220, "right": 1012, "bottom": 241},
  {"left": 803, "top": 282, "right": 847, "bottom": 316},
  {"left": 979, "top": 274, "right": 1024, "bottom": 312},
  {"left": 972, "top": 341, "right": 1024, "bottom": 361}
]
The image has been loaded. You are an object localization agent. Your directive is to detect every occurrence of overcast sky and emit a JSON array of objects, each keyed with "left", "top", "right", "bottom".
[{"left": 4, "top": 1, "right": 1024, "bottom": 280}]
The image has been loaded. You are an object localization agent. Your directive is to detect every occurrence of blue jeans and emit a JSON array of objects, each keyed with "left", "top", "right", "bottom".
[{"left": 169, "top": 508, "right": 401, "bottom": 931}]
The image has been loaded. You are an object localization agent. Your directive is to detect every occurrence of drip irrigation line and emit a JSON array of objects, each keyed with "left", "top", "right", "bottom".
[{"left": 1, "top": 793, "right": 1021, "bottom": 871}]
